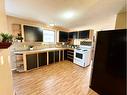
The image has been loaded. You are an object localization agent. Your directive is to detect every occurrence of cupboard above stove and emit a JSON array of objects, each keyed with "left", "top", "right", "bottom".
[
  {"left": 69, "top": 32, "right": 78, "bottom": 39},
  {"left": 59, "top": 30, "right": 93, "bottom": 42}
]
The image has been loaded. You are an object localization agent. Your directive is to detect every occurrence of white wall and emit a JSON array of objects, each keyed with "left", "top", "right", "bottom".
[
  {"left": 0, "top": 0, "right": 8, "bottom": 33},
  {"left": 0, "top": 0, "right": 14, "bottom": 95},
  {"left": 70, "top": 15, "right": 117, "bottom": 32},
  {"left": 115, "top": 12, "right": 127, "bottom": 29},
  {"left": 70, "top": 11, "right": 127, "bottom": 32}
]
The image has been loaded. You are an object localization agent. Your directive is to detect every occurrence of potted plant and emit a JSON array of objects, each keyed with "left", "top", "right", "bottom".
[
  {"left": 0, "top": 33, "right": 13, "bottom": 49},
  {"left": 16, "top": 33, "right": 23, "bottom": 42}
]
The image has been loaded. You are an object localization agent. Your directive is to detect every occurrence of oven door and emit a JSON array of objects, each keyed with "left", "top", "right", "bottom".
[
  {"left": 74, "top": 50, "right": 85, "bottom": 67},
  {"left": 75, "top": 52, "right": 83, "bottom": 60},
  {"left": 74, "top": 50, "right": 85, "bottom": 61}
]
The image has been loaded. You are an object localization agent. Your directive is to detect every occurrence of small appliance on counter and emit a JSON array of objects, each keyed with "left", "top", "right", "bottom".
[{"left": 73, "top": 41, "right": 92, "bottom": 67}]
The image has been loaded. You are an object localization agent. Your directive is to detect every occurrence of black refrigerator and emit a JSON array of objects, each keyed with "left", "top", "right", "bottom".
[{"left": 90, "top": 29, "right": 126, "bottom": 95}]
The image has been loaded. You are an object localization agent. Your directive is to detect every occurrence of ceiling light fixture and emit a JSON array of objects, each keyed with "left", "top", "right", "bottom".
[
  {"left": 49, "top": 24, "right": 55, "bottom": 26},
  {"left": 63, "top": 11, "right": 75, "bottom": 19}
]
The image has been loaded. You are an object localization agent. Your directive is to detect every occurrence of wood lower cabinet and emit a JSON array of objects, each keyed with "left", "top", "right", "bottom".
[
  {"left": 60, "top": 50, "right": 63, "bottom": 61},
  {"left": 26, "top": 54, "right": 37, "bottom": 70},
  {"left": 48, "top": 51, "right": 54, "bottom": 64},
  {"left": 64, "top": 50, "right": 67, "bottom": 60},
  {"left": 67, "top": 50, "right": 74, "bottom": 62},
  {"left": 64, "top": 49, "right": 74, "bottom": 62},
  {"left": 55, "top": 51, "right": 59, "bottom": 62},
  {"left": 19, "top": 49, "right": 74, "bottom": 71},
  {"left": 38, "top": 52, "right": 47, "bottom": 67},
  {"left": 48, "top": 51, "right": 60, "bottom": 64}
]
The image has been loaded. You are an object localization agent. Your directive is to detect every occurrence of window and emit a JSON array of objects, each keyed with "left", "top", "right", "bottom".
[{"left": 43, "top": 30, "right": 55, "bottom": 43}]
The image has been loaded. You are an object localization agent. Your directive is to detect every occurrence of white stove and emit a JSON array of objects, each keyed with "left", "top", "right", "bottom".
[{"left": 73, "top": 45, "right": 92, "bottom": 67}]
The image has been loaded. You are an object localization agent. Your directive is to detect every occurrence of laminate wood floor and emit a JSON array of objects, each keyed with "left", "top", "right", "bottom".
[{"left": 13, "top": 61, "right": 98, "bottom": 95}]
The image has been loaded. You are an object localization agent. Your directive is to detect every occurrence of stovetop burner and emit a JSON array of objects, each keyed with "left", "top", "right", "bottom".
[
  {"left": 76, "top": 48, "right": 81, "bottom": 50},
  {"left": 82, "top": 50, "right": 87, "bottom": 51}
]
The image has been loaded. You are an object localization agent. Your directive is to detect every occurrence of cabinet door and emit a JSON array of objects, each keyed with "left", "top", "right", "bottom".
[
  {"left": 79, "top": 30, "right": 90, "bottom": 39},
  {"left": 69, "top": 32, "right": 78, "bottom": 39},
  {"left": 24, "top": 25, "right": 43, "bottom": 42},
  {"left": 55, "top": 51, "right": 59, "bottom": 62},
  {"left": 48, "top": 51, "right": 54, "bottom": 64},
  {"left": 59, "top": 31, "right": 68, "bottom": 42},
  {"left": 38, "top": 52, "right": 47, "bottom": 67},
  {"left": 64, "top": 50, "right": 67, "bottom": 60},
  {"left": 26, "top": 54, "right": 37, "bottom": 70},
  {"left": 60, "top": 50, "right": 63, "bottom": 61}
]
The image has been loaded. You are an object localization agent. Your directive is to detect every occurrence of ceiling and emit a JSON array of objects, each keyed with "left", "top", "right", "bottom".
[{"left": 5, "top": 0, "right": 126, "bottom": 30}]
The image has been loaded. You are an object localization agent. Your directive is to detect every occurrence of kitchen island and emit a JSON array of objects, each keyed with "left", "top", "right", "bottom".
[{"left": 14, "top": 48, "right": 74, "bottom": 72}]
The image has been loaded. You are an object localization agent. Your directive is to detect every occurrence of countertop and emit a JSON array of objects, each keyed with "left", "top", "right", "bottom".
[{"left": 14, "top": 48, "right": 75, "bottom": 54}]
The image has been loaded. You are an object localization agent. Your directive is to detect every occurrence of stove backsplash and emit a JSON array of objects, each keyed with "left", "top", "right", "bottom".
[{"left": 80, "top": 41, "right": 92, "bottom": 46}]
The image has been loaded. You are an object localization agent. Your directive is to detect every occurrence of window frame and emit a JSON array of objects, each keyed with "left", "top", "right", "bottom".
[{"left": 43, "top": 29, "right": 55, "bottom": 43}]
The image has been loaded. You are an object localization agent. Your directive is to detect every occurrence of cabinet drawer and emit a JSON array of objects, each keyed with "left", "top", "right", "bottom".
[
  {"left": 67, "top": 53, "right": 74, "bottom": 57},
  {"left": 67, "top": 50, "right": 74, "bottom": 54},
  {"left": 67, "top": 57, "right": 73, "bottom": 62}
]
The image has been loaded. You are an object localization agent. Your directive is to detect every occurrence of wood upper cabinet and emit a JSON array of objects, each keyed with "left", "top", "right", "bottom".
[
  {"left": 59, "top": 31, "right": 68, "bottom": 42},
  {"left": 79, "top": 30, "right": 90, "bottom": 39},
  {"left": 69, "top": 32, "right": 78, "bottom": 39},
  {"left": 59, "top": 30, "right": 93, "bottom": 42},
  {"left": 24, "top": 25, "right": 43, "bottom": 42},
  {"left": 26, "top": 54, "right": 37, "bottom": 70},
  {"left": 38, "top": 52, "right": 47, "bottom": 67}
]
